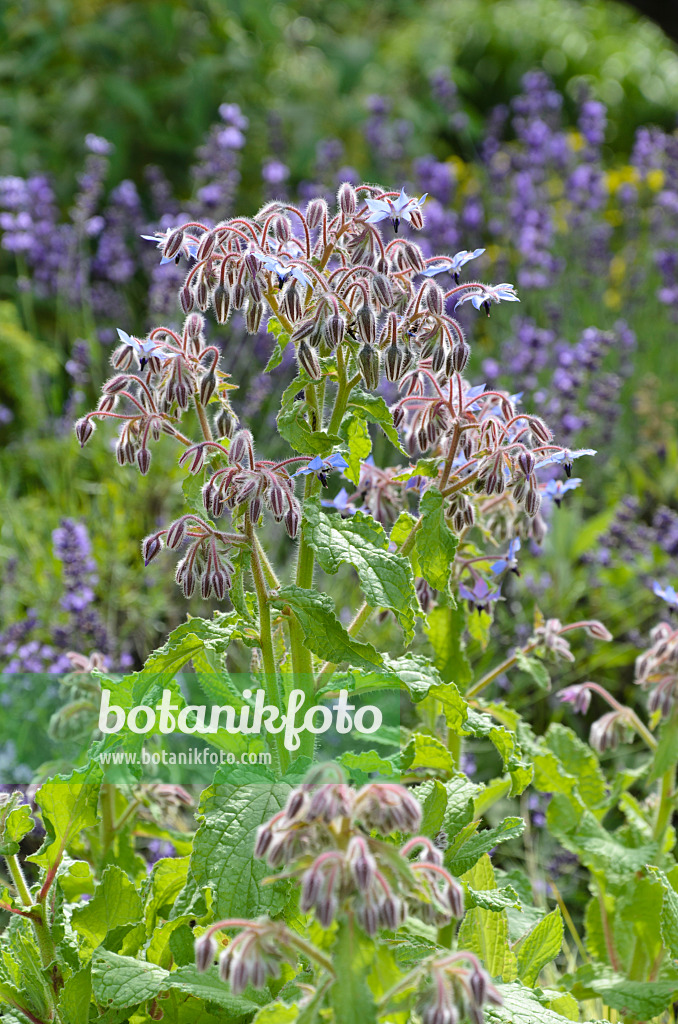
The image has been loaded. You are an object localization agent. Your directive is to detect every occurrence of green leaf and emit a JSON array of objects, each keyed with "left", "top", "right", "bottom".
[
  {"left": 277, "top": 374, "right": 342, "bottom": 455},
  {"left": 303, "top": 497, "right": 416, "bottom": 642},
  {"left": 253, "top": 1003, "right": 299, "bottom": 1023},
  {"left": 347, "top": 389, "right": 406, "bottom": 454},
  {"left": 486, "top": 982, "right": 603, "bottom": 1024},
  {"left": 587, "top": 976, "right": 678, "bottom": 1019},
  {"left": 402, "top": 733, "right": 456, "bottom": 776},
  {"left": 515, "top": 908, "right": 564, "bottom": 985},
  {"left": 182, "top": 473, "right": 209, "bottom": 522},
  {"left": 646, "top": 866, "right": 678, "bottom": 958},
  {"left": 264, "top": 316, "right": 290, "bottom": 372},
  {"left": 465, "top": 885, "right": 522, "bottom": 913},
  {"left": 419, "top": 779, "right": 448, "bottom": 837},
  {"left": 191, "top": 782, "right": 291, "bottom": 919},
  {"left": 57, "top": 967, "right": 92, "bottom": 1024},
  {"left": 340, "top": 413, "right": 372, "bottom": 485},
  {"left": 457, "top": 855, "right": 516, "bottom": 981},
  {"left": 515, "top": 650, "right": 550, "bottom": 691},
  {"left": 391, "top": 510, "right": 422, "bottom": 575},
  {"left": 425, "top": 601, "right": 472, "bottom": 687},
  {"left": 329, "top": 920, "right": 377, "bottom": 1024},
  {"left": 415, "top": 488, "right": 458, "bottom": 590},
  {"left": 0, "top": 800, "right": 33, "bottom": 856},
  {"left": 168, "top": 965, "right": 265, "bottom": 1015},
  {"left": 71, "top": 865, "right": 143, "bottom": 953},
  {"left": 29, "top": 763, "right": 102, "bottom": 872},
  {"left": 543, "top": 724, "right": 606, "bottom": 809},
  {"left": 91, "top": 949, "right": 168, "bottom": 1010},
  {"left": 446, "top": 817, "right": 525, "bottom": 876},
  {"left": 272, "top": 585, "right": 383, "bottom": 670},
  {"left": 339, "top": 749, "right": 395, "bottom": 780}
]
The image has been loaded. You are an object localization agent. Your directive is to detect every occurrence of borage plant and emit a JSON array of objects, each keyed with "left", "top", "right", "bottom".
[{"left": 2, "top": 183, "right": 666, "bottom": 1024}]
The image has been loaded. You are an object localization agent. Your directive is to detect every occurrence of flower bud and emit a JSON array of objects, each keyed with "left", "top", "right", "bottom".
[
  {"left": 356, "top": 303, "right": 377, "bottom": 345},
  {"left": 305, "top": 198, "right": 327, "bottom": 229},
  {"left": 284, "top": 504, "right": 301, "bottom": 539},
  {"left": 215, "top": 407, "right": 237, "bottom": 439},
  {"left": 245, "top": 252, "right": 260, "bottom": 278},
  {"left": 166, "top": 519, "right": 187, "bottom": 550},
  {"left": 371, "top": 273, "right": 393, "bottom": 308},
  {"left": 450, "top": 340, "right": 471, "bottom": 373},
  {"left": 211, "top": 569, "right": 230, "bottom": 600},
  {"left": 323, "top": 314, "right": 345, "bottom": 349},
  {"left": 291, "top": 319, "right": 316, "bottom": 343},
  {"left": 197, "top": 230, "right": 216, "bottom": 261},
  {"left": 247, "top": 276, "right": 262, "bottom": 304},
  {"left": 142, "top": 534, "right": 162, "bottom": 565},
  {"left": 392, "top": 405, "right": 404, "bottom": 430},
  {"left": 273, "top": 215, "right": 291, "bottom": 242},
  {"left": 424, "top": 282, "right": 444, "bottom": 315},
  {"left": 218, "top": 949, "right": 233, "bottom": 984},
  {"left": 469, "top": 968, "right": 487, "bottom": 1005},
  {"left": 338, "top": 182, "right": 357, "bottom": 217},
  {"left": 297, "top": 339, "right": 321, "bottom": 381},
  {"left": 200, "top": 572, "right": 212, "bottom": 600},
  {"left": 213, "top": 284, "right": 231, "bottom": 323},
  {"left": 230, "top": 429, "right": 254, "bottom": 468},
  {"left": 402, "top": 242, "right": 426, "bottom": 273},
  {"left": 195, "top": 278, "right": 210, "bottom": 311},
  {"left": 528, "top": 416, "right": 553, "bottom": 444},
  {"left": 518, "top": 450, "right": 535, "bottom": 476},
  {"left": 180, "top": 285, "right": 195, "bottom": 313},
  {"left": 525, "top": 481, "right": 541, "bottom": 517},
  {"left": 585, "top": 621, "right": 613, "bottom": 642},
  {"left": 232, "top": 280, "right": 246, "bottom": 310},
  {"left": 431, "top": 344, "right": 447, "bottom": 374},
  {"left": 200, "top": 371, "right": 216, "bottom": 405},
  {"left": 447, "top": 879, "right": 464, "bottom": 918},
  {"left": 249, "top": 497, "right": 262, "bottom": 523},
  {"left": 358, "top": 343, "right": 380, "bottom": 389},
  {"left": 194, "top": 932, "right": 217, "bottom": 972},
  {"left": 137, "top": 448, "right": 151, "bottom": 475},
  {"left": 75, "top": 417, "right": 95, "bottom": 446},
  {"left": 104, "top": 374, "right": 130, "bottom": 395},
  {"left": 164, "top": 228, "right": 184, "bottom": 260},
  {"left": 385, "top": 343, "right": 405, "bottom": 382},
  {"left": 281, "top": 281, "right": 302, "bottom": 322},
  {"left": 269, "top": 484, "right": 286, "bottom": 520},
  {"left": 246, "top": 301, "right": 263, "bottom": 334}
]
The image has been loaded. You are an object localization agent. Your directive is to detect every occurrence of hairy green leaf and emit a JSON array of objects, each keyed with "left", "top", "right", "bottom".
[
  {"left": 515, "top": 908, "right": 563, "bottom": 985},
  {"left": 416, "top": 487, "right": 458, "bottom": 590},
  {"left": 272, "top": 586, "right": 383, "bottom": 670}
]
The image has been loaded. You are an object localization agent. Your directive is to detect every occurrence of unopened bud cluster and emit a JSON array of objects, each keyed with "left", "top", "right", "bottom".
[
  {"left": 416, "top": 953, "right": 503, "bottom": 1024},
  {"left": 635, "top": 620, "right": 678, "bottom": 717},
  {"left": 253, "top": 780, "right": 464, "bottom": 934}
]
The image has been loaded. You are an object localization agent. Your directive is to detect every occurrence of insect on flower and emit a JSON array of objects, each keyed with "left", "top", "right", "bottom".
[{"left": 294, "top": 453, "right": 348, "bottom": 486}]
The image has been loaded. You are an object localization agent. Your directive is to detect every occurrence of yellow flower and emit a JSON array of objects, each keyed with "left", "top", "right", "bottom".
[
  {"left": 646, "top": 168, "right": 665, "bottom": 191},
  {"left": 603, "top": 289, "right": 621, "bottom": 310}
]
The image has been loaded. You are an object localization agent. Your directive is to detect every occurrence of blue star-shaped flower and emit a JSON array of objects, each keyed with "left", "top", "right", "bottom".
[
  {"left": 542, "top": 477, "right": 582, "bottom": 507},
  {"left": 458, "top": 577, "right": 502, "bottom": 612},
  {"left": 455, "top": 283, "right": 520, "bottom": 315},
  {"left": 294, "top": 453, "right": 348, "bottom": 478},
  {"left": 652, "top": 580, "right": 678, "bottom": 608},
  {"left": 364, "top": 188, "right": 427, "bottom": 232},
  {"left": 141, "top": 231, "right": 198, "bottom": 265},
  {"left": 259, "top": 254, "right": 310, "bottom": 289},
  {"left": 320, "top": 487, "right": 357, "bottom": 514},
  {"left": 421, "top": 248, "right": 485, "bottom": 278},
  {"left": 116, "top": 328, "right": 163, "bottom": 361},
  {"left": 537, "top": 448, "right": 596, "bottom": 477},
  {"left": 491, "top": 537, "right": 521, "bottom": 575}
]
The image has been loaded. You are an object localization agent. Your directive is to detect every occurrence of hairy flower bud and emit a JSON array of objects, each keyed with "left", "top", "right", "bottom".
[
  {"left": 424, "top": 282, "right": 444, "bottom": 315},
  {"left": 195, "top": 277, "right": 210, "bottom": 311},
  {"left": 356, "top": 303, "right": 377, "bottom": 345},
  {"left": 200, "top": 371, "right": 216, "bottom": 405},
  {"left": 137, "top": 448, "right": 151, "bottom": 475},
  {"left": 290, "top": 319, "right": 316, "bottom": 343},
  {"left": 211, "top": 568, "right": 230, "bottom": 600},
  {"left": 297, "top": 339, "right": 322, "bottom": 381},
  {"left": 392, "top": 404, "right": 405, "bottom": 430},
  {"left": 246, "top": 301, "right": 263, "bottom": 334},
  {"left": 197, "top": 230, "right": 216, "bottom": 261},
  {"left": 215, "top": 407, "right": 237, "bottom": 439},
  {"left": 142, "top": 533, "right": 162, "bottom": 565},
  {"left": 358, "top": 343, "right": 380, "bottom": 390},
  {"left": 75, "top": 417, "right": 95, "bottom": 446},
  {"left": 194, "top": 932, "right": 217, "bottom": 972},
  {"left": 284, "top": 503, "right": 301, "bottom": 539},
  {"left": 527, "top": 416, "right": 553, "bottom": 444},
  {"left": 431, "top": 344, "right": 447, "bottom": 375},
  {"left": 525, "top": 480, "right": 541, "bottom": 517},
  {"left": 371, "top": 273, "right": 393, "bottom": 308},
  {"left": 104, "top": 374, "right": 130, "bottom": 395},
  {"left": 450, "top": 340, "right": 471, "bottom": 373},
  {"left": 213, "top": 284, "right": 231, "bottom": 323},
  {"left": 402, "top": 242, "right": 426, "bottom": 273},
  {"left": 338, "top": 182, "right": 357, "bottom": 217},
  {"left": 281, "top": 281, "right": 302, "bottom": 322},
  {"left": 323, "top": 314, "right": 345, "bottom": 349},
  {"left": 164, "top": 227, "right": 184, "bottom": 260},
  {"left": 385, "top": 343, "right": 405, "bottom": 382},
  {"left": 518, "top": 450, "right": 536, "bottom": 477},
  {"left": 230, "top": 429, "right": 254, "bottom": 468},
  {"left": 305, "top": 198, "right": 327, "bottom": 229},
  {"left": 180, "top": 285, "right": 195, "bottom": 314},
  {"left": 272, "top": 215, "right": 291, "bottom": 242},
  {"left": 166, "top": 518, "right": 186, "bottom": 550}
]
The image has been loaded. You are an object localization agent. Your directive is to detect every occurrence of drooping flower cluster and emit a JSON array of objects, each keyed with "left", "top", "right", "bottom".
[
  {"left": 254, "top": 780, "right": 464, "bottom": 934},
  {"left": 76, "top": 181, "right": 579, "bottom": 605}
]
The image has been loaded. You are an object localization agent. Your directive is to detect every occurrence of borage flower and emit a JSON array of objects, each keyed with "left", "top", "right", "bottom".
[
  {"left": 652, "top": 580, "right": 678, "bottom": 609},
  {"left": 537, "top": 447, "right": 596, "bottom": 477},
  {"left": 421, "top": 247, "right": 485, "bottom": 281},
  {"left": 294, "top": 453, "right": 348, "bottom": 486},
  {"left": 259, "top": 254, "right": 311, "bottom": 289},
  {"left": 542, "top": 477, "right": 582, "bottom": 508},
  {"left": 458, "top": 577, "right": 502, "bottom": 613},
  {"left": 455, "top": 282, "right": 520, "bottom": 315},
  {"left": 141, "top": 231, "right": 198, "bottom": 265},
  {"left": 364, "top": 187, "right": 427, "bottom": 232},
  {"left": 491, "top": 537, "right": 521, "bottom": 576}
]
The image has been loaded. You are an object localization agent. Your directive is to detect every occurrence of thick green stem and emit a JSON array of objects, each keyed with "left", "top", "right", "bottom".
[
  {"left": 193, "top": 395, "right": 213, "bottom": 442},
  {"left": 6, "top": 855, "right": 59, "bottom": 979},
  {"left": 248, "top": 518, "right": 290, "bottom": 773},
  {"left": 653, "top": 764, "right": 676, "bottom": 846},
  {"left": 6, "top": 854, "right": 32, "bottom": 908}
]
